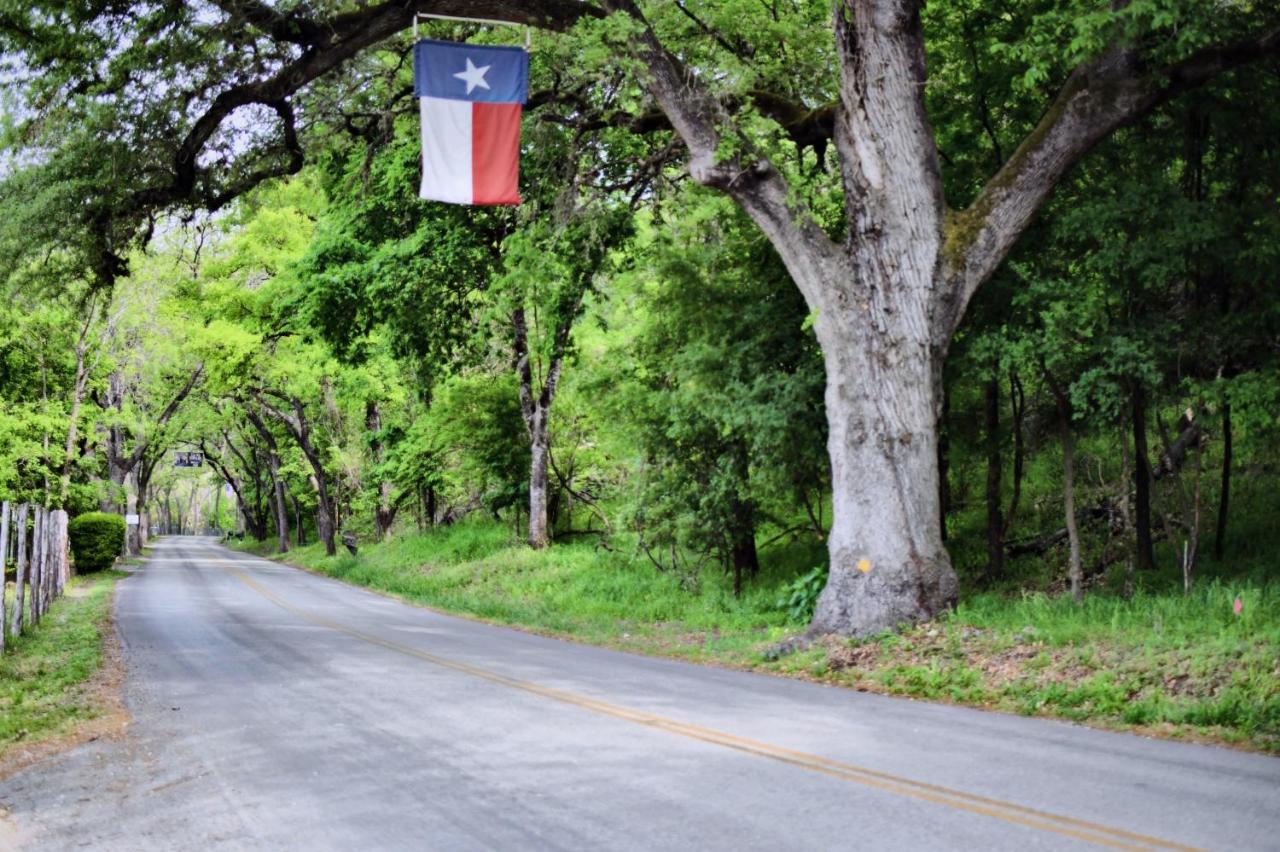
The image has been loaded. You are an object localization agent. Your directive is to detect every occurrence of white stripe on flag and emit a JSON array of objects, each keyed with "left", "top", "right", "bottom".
[{"left": 420, "top": 97, "right": 472, "bottom": 204}]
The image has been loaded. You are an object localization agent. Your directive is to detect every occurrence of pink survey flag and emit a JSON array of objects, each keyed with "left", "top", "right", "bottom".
[{"left": 414, "top": 39, "right": 529, "bottom": 206}]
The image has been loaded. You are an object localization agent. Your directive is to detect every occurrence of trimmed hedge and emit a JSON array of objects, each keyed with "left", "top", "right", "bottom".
[{"left": 68, "top": 512, "right": 126, "bottom": 573}]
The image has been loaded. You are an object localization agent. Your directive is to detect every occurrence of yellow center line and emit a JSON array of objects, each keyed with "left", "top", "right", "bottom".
[{"left": 214, "top": 558, "right": 1200, "bottom": 852}]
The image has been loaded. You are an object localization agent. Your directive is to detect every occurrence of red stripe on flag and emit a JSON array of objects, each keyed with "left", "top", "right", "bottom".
[{"left": 471, "top": 103, "right": 522, "bottom": 206}]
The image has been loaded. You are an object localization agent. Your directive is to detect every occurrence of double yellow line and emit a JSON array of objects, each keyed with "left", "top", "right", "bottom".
[{"left": 218, "top": 559, "right": 1199, "bottom": 851}]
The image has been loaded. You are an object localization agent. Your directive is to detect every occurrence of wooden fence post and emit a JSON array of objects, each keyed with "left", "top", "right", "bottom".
[
  {"left": 11, "top": 504, "right": 27, "bottom": 637},
  {"left": 29, "top": 507, "right": 42, "bottom": 624},
  {"left": 53, "top": 509, "right": 70, "bottom": 596},
  {"left": 40, "top": 507, "right": 55, "bottom": 612},
  {"left": 0, "top": 500, "right": 9, "bottom": 653}
]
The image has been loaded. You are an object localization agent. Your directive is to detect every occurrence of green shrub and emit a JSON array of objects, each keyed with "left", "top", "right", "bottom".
[
  {"left": 776, "top": 564, "right": 828, "bottom": 623},
  {"left": 68, "top": 512, "right": 126, "bottom": 573}
]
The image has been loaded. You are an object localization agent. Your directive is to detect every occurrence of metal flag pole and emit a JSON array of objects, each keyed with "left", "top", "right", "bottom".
[{"left": 413, "top": 12, "right": 531, "bottom": 48}]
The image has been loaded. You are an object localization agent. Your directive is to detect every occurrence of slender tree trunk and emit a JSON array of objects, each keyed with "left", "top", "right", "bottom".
[
  {"left": 528, "top": 413, "right": 551, "bottom": 549},
  {"left": 938, "top": 383, "right": 950, "bottom": 543},
  {"left": 138, "top": 486, "right": 150, "bottom": 547},
  {"left": 1117, "top": 416, "right": 1135, "bottom": 599},
  {"left": 245, "top": 411, "right": 290, "bottom": 552},
  {"left": 367, "top": 401, "right": 396, "bottom": 540},
  {"left": 1132, "top": 384, "right": 1156, "bottom": 572},
  {"left": 310, "top": 476, "right": 334, "bottom": 556},
  {"left": 60, "top": 347, "right": 91, "bottom": 504},
  {"left": 1004, "top": 368, "right": 1025, "bottom": 536},
  {"left": 984, "top": 375, "right": 1003, "bottom": 584},
  {"left": 255, "top": 397, "right": 335, "bottom": 556},
  {"left": 1061, "top": 420, "right": 1083, "bottom": 604},
  {"left": 294, "top": 495, "right": 306, "bottom": 547},
  {"left": 268, "top": 471, "right": 289, "bottom": 553},
  {"left": 1185, "top": 440, "right": 1203, "bottom": 593},
  {"left": 1214, "top": 402, "right": 1231, "bottom": 561},
  {"left": 126, "top": 471, "right": 141, "bottom": 555}
]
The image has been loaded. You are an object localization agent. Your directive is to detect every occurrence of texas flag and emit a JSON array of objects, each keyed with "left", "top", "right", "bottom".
[{"left": 414, "top": 39, "right": 529, "bottom": 206}]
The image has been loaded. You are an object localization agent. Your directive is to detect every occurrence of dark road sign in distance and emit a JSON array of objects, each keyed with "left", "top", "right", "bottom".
[{"left": 174, "top": 451, "right": 204, "bottom": 468}]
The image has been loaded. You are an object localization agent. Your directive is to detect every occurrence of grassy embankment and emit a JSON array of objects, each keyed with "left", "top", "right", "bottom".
[
  {"left": 0, "top": 570, "right": 126, "bottom": 762},
  {"left": 239, "top": 520, "right": 1279, "bottom": 752}
]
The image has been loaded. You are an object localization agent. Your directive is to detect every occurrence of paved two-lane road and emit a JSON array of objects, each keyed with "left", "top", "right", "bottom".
[{"left": 2, "top": 537, "right": 1277, "bottom": 850}]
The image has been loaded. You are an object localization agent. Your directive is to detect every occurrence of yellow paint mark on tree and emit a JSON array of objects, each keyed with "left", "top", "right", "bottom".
[{"left": 857, "top": 559, "right": 871, "bottom": 573}]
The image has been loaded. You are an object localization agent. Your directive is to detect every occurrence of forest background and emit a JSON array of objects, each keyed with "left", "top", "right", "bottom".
[{"left": 0, "top": 0, "right": 1277, "bottom": 749}]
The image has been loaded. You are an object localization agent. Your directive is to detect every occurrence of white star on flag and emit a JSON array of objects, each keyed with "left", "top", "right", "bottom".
[{"left": 453, "top": 57, "right": 492, "bottom": 95}]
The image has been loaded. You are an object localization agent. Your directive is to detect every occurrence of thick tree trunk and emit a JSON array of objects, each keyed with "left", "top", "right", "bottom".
[
  {"left": 1132, "top": 384, "right": 1156, "bottom": 572},
  {"left": 809, "top": 307, "right": 958, "bottom": 636},
  {"left": 984, "top": 375, "right": 1004, "bottom": 584}
]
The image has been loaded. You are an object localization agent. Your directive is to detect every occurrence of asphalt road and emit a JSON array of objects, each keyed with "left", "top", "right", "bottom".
[{"left": 1, "top": 536, "right": 1277, "bottom": 850}]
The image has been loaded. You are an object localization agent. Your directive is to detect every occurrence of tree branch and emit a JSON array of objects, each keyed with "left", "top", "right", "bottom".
[
  {"left": 598, "top": 0, "right": 840, "bottom": 310},
  {"left": 940, "top": 24, "right": 1280, "bottom": 339}
]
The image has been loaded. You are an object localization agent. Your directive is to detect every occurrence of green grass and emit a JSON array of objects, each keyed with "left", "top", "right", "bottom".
[
  {"left": 239, "top": 520, "right": 1280, "bottom": 751},
  {"left": 0, "top": 571, "right": 125, "bottom": 754},
  {"left": 236, "top": 522, "right": 805, "bottom": 660}
]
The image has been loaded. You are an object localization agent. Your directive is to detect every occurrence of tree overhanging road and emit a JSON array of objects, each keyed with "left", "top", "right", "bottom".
[{"left": 2, "top": 538, "right": 1276, "bottom": 850}]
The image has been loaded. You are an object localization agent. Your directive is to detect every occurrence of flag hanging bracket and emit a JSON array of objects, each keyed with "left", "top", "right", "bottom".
[{"left": 413, "top": 12, "right": 531, "bottom": 49}]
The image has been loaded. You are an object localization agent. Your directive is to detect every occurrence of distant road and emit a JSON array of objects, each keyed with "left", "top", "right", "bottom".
[{"left": 2, "top": 537, "right": 1277, "bottom": 850}]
